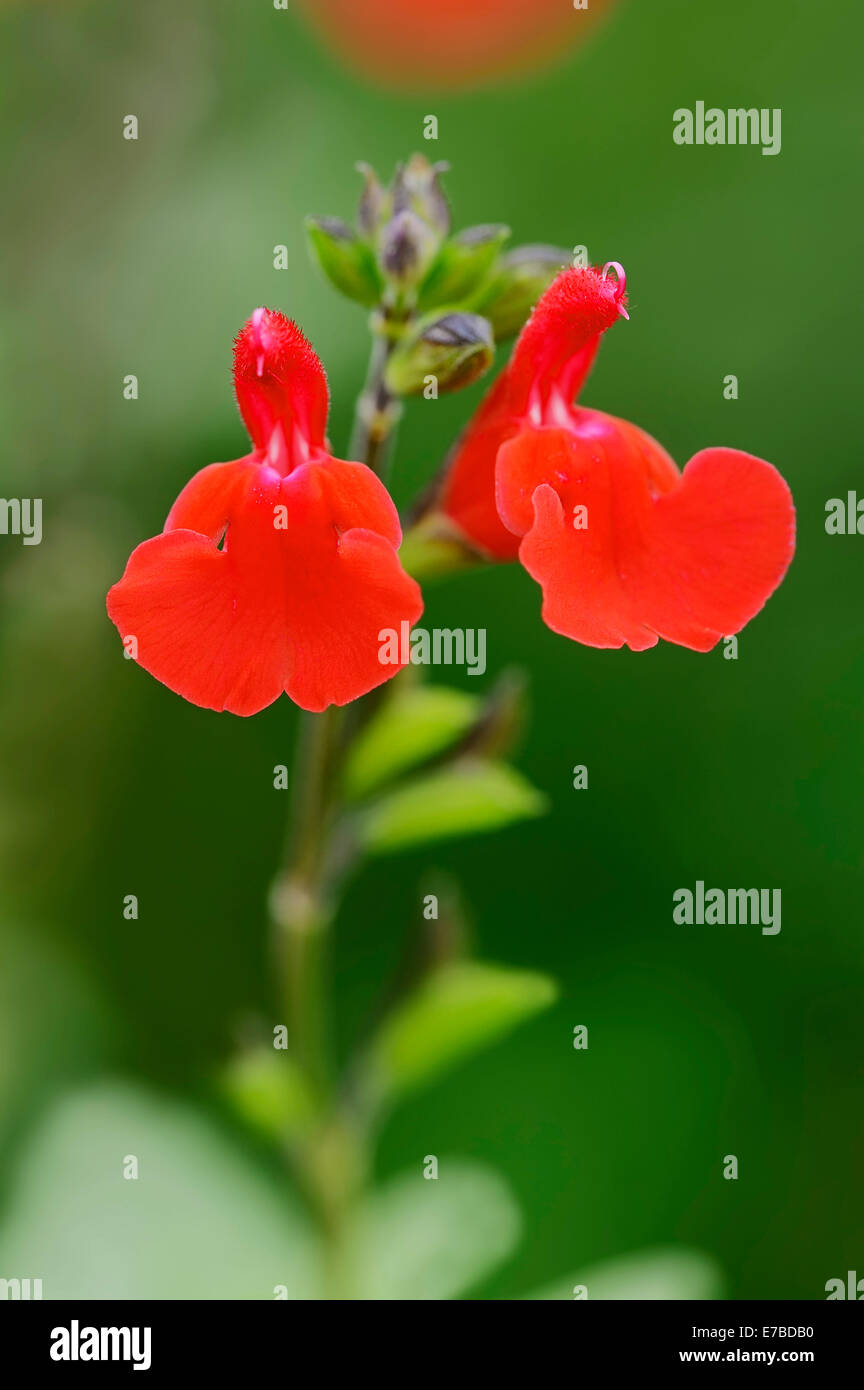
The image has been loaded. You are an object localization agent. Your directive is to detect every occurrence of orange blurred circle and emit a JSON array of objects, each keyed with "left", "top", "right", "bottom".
[{"left": 296, "top": 0, "right": 614, "bottom": 90}]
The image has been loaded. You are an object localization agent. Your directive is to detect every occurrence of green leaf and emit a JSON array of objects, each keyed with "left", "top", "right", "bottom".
[
  {"left": 366, "top": 960, "right": 557, "bottom": 1102},
  {"left": 357, "top": 1160, "right": 521, "bottom": 1299},
  {"left": 344, "top": 684, "right": 480, "bottom": 801},
  {"left": 357, "top": 756, "right": 547, "bottom": 854},
  {"left": 526, "top": 1247, "right": 725, "bottom": 1300},
  {"left": 305, "top": 216, "right": 383, "bottom": 307},
  {"left": 0, "top": 1082, "right": 320, "bottom": 1298},
  {"left": 219, "top": 1046, "right": 316, "bottom": 1141},
  {"left": 0, "top": 920, "right": 109, "bottom": 1151}
]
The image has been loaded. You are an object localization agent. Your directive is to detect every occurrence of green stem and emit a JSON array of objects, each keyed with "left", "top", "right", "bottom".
[
  {"left": 268, "top": 345, "right": 404, "bottom": 1297},
  {"left": 349, "top": 327, "right": 401, "bottom": 480},
  {"left": 271, "top": 707, "right": 343, "bottom": 1102}
]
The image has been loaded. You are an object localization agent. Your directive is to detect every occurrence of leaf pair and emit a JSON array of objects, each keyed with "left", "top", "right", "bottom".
[{"left": 343, "top": 676, "right": 547, "bottom": 854}]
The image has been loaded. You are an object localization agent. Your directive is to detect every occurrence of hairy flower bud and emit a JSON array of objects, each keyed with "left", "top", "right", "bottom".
[
  {"left": 378, "top": 208, "right": 438, "bottom": 287},
  {"left": 391, "top": 154, "right": 451, "bottom": 238},
  {"left": 355, "top": 161, "right": 387, "bottom": 239},
  {"left": 385, "top": 311, "right": 494, "bottom": 397}
]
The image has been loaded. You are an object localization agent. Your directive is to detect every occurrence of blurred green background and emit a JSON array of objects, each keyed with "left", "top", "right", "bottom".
[{"left": 0, "top": 0, "right": 861, "bottom": 1298}]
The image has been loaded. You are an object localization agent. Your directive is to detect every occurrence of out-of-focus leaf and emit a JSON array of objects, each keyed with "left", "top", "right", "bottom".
[
  {"left": 344, "top": 685, "right": 480, "bottom": 801},
  {"left": 526, "top": 1247, "right": 725, "bottom": 1300},
  {"left": 0, "top": 919, "right": 110, "bottom": 1149},
  {"left": 0, "top": 1083, "right": 319, "bottom": 1299},
  {"left": 305, "top": 216, "right": 383, "bottom": 306},
  {"left": 357, "top": 757, "right": 547, "bottom": 854},
  {"left": 366, "top": 960, "right": 557, "bottom": 1102},
  {"left": 357, "top": 1160, "right": 521, "bottom": 1300},
  {"left": 219, "top": 1046, "right": 315, "bottom": 1141}
]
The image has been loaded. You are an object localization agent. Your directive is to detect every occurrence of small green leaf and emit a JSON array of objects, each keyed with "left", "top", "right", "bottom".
[
  {"left": 345, "top": 685, "right": 481, "bottom": 801},
  {"left": 305, "top": 216, "right": 383, "bottom": 306},
  {"left": 526, "top": 1247, "right": 725, "bottom": 1301},
  {"left": 357, "top": 1160, "right": 522, "bottom": 1299},
  {"left": 219, "top": 1046, "right": 316, "bottom": 1141},
  {"left": 357, "top": 756, "right": 547, "bottom": 854},
  {"left": 367, "top": 960, "right": 557, "bottom": 1101},
  {"left": 418, "top": 224, "right": 511, "bottom": 310}
]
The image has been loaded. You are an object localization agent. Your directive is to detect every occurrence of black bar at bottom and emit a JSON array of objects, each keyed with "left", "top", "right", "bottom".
[{"left": 0, "top": 1298, "right": 859, "bottom": 1375}]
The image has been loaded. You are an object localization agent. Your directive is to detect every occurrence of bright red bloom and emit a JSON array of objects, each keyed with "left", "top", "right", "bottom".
[
  {"left": 297, "top": 0, "right": 614, "bottom": 91},
  {"left": 439, "top": 265, "right": 795, "bottom": 651},
  {"left": 107, "top": 309, "right": 422, "bottom": 715}
]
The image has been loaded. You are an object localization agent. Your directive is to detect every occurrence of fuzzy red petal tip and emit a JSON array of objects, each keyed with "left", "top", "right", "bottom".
[
  {"left": 233, "top": 307, "right": 330, "bottom": 457},
  {"left": 438, "top": 264, "right": 627, "bottom": 557}
]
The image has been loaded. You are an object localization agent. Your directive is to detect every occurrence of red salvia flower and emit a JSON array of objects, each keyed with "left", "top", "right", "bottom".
[
  {"left": 107, "top": 309, "right": 422, "bottom": 715},
  {"left": 296, "top": 0, "right": 614, "bottom": 91},
  {"left": 438, "top": 265, "right": 795, "bottom": 651}
]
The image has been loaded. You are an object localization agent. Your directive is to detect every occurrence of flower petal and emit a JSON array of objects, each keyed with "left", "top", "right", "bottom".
[
  {"left": 508, "top": 265, "right": 625, "bottom": 401},
  {"left": 107, "top": 459, "right": 422, "bottom": 715},
  {"left": 310, "top": 455, "right": 403, "bottom": 550},
  {"left": 164, "top": 457, "right": 253, "bottom": 539},
  {"left": 438, "top": 374, "right": 523, "bottom": 560},
  {"left": 282, "top": 526, "right": 422, "bottom": 712},
  {"left": 437, "top": 266, "right": 626, "bottom": 559},
  {"left": 497, "top": 414, "right": 795, "bottom": 651},
  {"left": 233, "top": 308, "right": 329, "bottom": 454}
]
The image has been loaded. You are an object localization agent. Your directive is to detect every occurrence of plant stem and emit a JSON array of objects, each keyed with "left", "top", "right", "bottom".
[
  {"left": 271, "top": 706, "right": 343, "bottom": 1103},
  {"left": 268, "top": 338, "right": 404, "bottom": 1297},
  {"left": 271, "top": 706, "right": 358, "bottom": 1296},
  {"left": 349, "top": 327, "right": 401, "bottom": 480}
]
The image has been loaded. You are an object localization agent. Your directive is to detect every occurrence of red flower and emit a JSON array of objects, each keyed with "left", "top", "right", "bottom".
[
  {"left": 296, "top": 0, "right": 614, "bottom": 90},
  {"left": 438, "top": 265, "right": 795, "bottom": 651},
  {"left": 107, "top": 309, "right": 422, "bottom": 715}
]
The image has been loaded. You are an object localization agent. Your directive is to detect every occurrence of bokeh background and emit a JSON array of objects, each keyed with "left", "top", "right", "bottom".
[{"left": 0, "top": 0, "right": 861, "bottom": 1298}]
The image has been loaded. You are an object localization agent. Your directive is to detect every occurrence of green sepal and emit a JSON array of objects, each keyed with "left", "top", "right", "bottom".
[
  {"left": 305, "top": 216, "right": 383, "bottom": 307},
  {"left": 418, "top": 224, "right": 511, "bottom": 311},
  {"left": 470, "top": 243, "right": 568, "bottom": 339}
]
